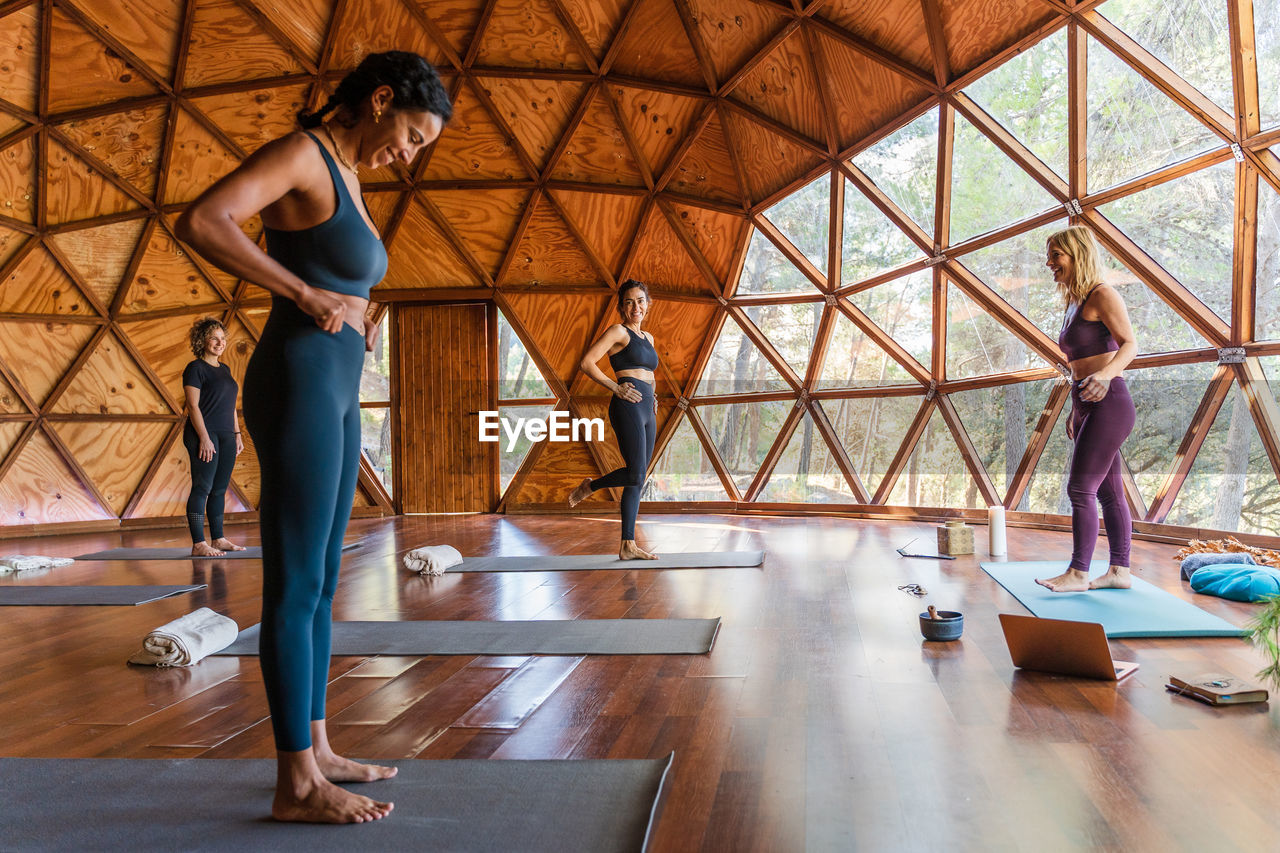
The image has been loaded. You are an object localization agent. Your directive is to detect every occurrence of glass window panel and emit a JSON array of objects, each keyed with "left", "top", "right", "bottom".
[
  {"left": 817, "top": 310, "right": 917, "bottom": 389},
  {"left": 1121, "top": 361, "right": 1218, "bottom": 506},
  {"left": 840, "top": 177, "right": 924, "bottom": 286},
  {"left": 498, "top": 404, "right": 554, "bottom": 494},
  {"left": 359, "top": 314, "right": 390, "bottom": 403},
  {"left": 1086, "top": 35, "right": 1222, "bottom": 191},
  {"left": 1100, "top": 0, "right": 1233, "bottom": 111},
  {"left": 1253, "top": 177, "right": 1280, "bottom": 341},
  {"left": 1260, "top": 0, "right": 1280, "bottom": 129},
  {"left": 849, "top": 270, "right": 932, "bottom": 370},
  {"left": 646, "top": 412, "right": 728, "bottom": 501},
  {"left": 949, "top": 378, "right": 1059, "bottom": 504},
  {"left": 821, "top": 395, "right": 924, "bottom": 496},
  {"left": 699, "top": 400, "right": 791, "bottom": 493},
  {"left": 360, "top": 406, "right": 393, "bottom": 495},
  {"left": 1096, "top": 160, "right": 1233, "bottom": 322},
  {"left": 851, "top": 107, "right": 938, "bottom": 233},
  {"left": 696, "top": 314, "right": 791, "bottom": 396},
  {"left": 964, "top": 28, "right": 1069, "bottom": 178},
  {"left": 886, "top": 409, "right": 984, "bottom": 508},
  {"left": 1094, "top": 239, "right": 1210, "bottom": 353},
  {"left": 956, "top": 219, "right": 1067, "bottom": 338},
  {"left": 757, "top": 412, "right": 855, "bottom": 503},
  {"left": 1165, "top": 384, "right": 1280, "bottom": 536},
  {"left": 497, "top": 310, "right": 552, "bottom": 400},
  {"left": 749, "top": 302, "right": 823, "bottom": 379},
  {"left": 1022, "top": 398, "right": 1073, "bottom": 516},
  {"left": 763, "top": 174, "right": 829, "bottom": 272},
  {"left": 949, "top": 112, "right": 1060, "bottom": 243},
  {"left": 737, "top": 228, "right": 820, "bottom": 295},
  {"left": 945, "top": 281, "right": 1041, "bottom": 380}
]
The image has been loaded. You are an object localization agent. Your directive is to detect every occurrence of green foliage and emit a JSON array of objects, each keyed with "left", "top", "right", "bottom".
[{"left": 1245, "top": 594, "right": 1280, "bottom": 690}]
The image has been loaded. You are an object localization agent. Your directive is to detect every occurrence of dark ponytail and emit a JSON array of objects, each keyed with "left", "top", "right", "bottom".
[{"left": 297, "top": 51, "right": 452, "bottom": 129}]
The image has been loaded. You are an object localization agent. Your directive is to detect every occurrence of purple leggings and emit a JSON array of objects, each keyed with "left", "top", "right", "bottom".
[{"left": 1067, "top": 377, "right": 1135, "bottom": 571}]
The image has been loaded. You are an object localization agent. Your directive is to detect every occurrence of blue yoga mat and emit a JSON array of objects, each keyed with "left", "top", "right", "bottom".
[{"left": 981, "top": 560, "right": 1245, "bottom": 638}]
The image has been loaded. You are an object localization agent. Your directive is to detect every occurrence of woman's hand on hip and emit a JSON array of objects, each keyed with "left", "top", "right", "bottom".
[
  {"left": 364, "top": 317, "right": 379, "bottom": 352},
  {"left": 235, "top": 433, "right": 244, "bottom": 456},
  {"left": 198, "top": 437, "right": 216, "bottom": 462},
  {"left": 296, "top": 284, "right": 346, "bottom": 334},
  {"left": 614, "top": 382, "right": 642, "bottom": 403},
  {"left": 1078, "top": 372, "right": 1111, "bottom": 402}
]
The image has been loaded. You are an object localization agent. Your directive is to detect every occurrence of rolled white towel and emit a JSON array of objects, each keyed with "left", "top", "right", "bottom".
[
  {"left": 0, "top": 555, "right": 74, "bottom": 575},
  {"left": 403, "top": 544, "right": 463, "bottom": 576},
  {"left": 128, "top": 607, "right": 239, "bottom": 667}
]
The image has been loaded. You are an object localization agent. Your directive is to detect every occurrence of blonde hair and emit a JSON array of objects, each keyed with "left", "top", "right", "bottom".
[{"left": 1046, "top": 225, "right": 1104, "bottom": 305}]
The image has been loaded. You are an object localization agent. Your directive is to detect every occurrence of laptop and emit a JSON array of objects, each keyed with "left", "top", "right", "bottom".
[{"left": 998, "top": 613, "right": 1139, "bottom": 682}]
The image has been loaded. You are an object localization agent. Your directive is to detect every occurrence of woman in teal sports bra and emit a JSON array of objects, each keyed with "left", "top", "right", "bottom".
[{"left": 176, "top": 52, "right": 451, "bottom": 826}]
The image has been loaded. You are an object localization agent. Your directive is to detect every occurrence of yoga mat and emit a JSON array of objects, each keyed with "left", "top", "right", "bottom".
[
  {"left": 981, "top": 560, "right": 1245, "bottom": 638},
  {"left": 216, "top": 618, "right": 721, "bottom": 656},
  {"left": 451, "top": 550, "right": 764, "bottom": 572},
  {"left": 0, "top": 584, "right": 205, "bottom": 606},
  {"left": 74, "top": 542, "right": 362, "bottom": 561},
  {"left": 0, "top": 754, "right": 672, "bottom": 853}
]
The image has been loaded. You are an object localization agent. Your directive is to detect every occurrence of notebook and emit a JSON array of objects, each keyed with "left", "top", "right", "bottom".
[
  {"left": 1166, "top": 673, "right": 1269, "bottom": 705},
  {"left": 998, "top": 613, "right": 1139, "bottom": 682}
]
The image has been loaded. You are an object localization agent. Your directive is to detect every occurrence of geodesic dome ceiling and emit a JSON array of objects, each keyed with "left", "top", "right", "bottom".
[{"left": 1, "top": 0, "right": 1279, "bottom": 534}]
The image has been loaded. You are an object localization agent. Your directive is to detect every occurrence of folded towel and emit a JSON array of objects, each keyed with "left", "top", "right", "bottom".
[
  {"left": 128, "top": 607, "right": 239, "bottom": 667},
  {"left": 0, "top": 555, "right": 74, "bottom": 575},
  {"left": 403, "top": 545, "right": 463, "bottom": 576},
  {"left": 1181, "top": 551, "right": 1255, "bottom": 581}
]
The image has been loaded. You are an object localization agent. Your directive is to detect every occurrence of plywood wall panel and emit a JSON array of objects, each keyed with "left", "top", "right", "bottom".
[
  {"left": 47, "top": 8, "right": 159, "bottom": 114},
  {"left": 0, "top": 5, "right": 40, "bottom": 114},
  {"left": 557, "top": 0, "right": 628, "bottom": 58},
  {"left": 44, "top": 140, "right": 142, "bottom": 226},
  {"left": 499, "top": 196, "right": 601, "bottom": 286},
  {"left": 478, "top": 77, "right": 587, "bottom": 173},
  {"left": 0, "top": 137, "right": 36, "bottom": 224},
  {"left": 626, "top": 207, "right": 709, "bottom": 295},
  {"left": 818, "top": 0, "right": 933, "bottom": 72},
  {"left": 191, "top": 85, "right": 310, "bottom": 155},
  {"left": 549, "top": 92, "right": 644, "bottom": 187},
  {"left": 645, "top": 298, "right": 720, "bottom": 390},
  {"left": 53, "top": 420, "right": 171, "bottom": 515},
  {"left": 421, "top": 84, "right": 527, "bottom": 181},
  {"left": 164, "top": 109, "right": 243, "bottom": 205},
  {"left": 686, "top": 0, "right": 790, "bottom": 86},
  {"left": 722, "top": 111, "right": 825, "bottom": 203},
  {"left": 607, "top": 0, "right": 706, "bottom": 88},
  {"left": 48, "top": 220, "right": 147, "bottom": 309},
  {"left": 428, "top": 189, "right": 530, "bottom": 279},
  {"left": 185, "top": 0, "right": 304, "bottom": 88},
  {"left": 329, "top": 0, "right": 448, "bottom": 71},
  {"left": 814, "top": 31, "right": 935, "bottom": 151},
  {"left": 56, "top": 105, "right": 168, "bottom": 197},
  {"left": 0, "top": 430, "right": 111, "bottom": 524},
  {"left": 120, "top": 314, "right": 209, "bottom": 403},
  {"left": 0, "top": 321, "right": 95, "bottom": 406},
  {"left": 0, "top": 373, "right": 28, "bottom": 414},
  {"left": 243, "top": 0, "right": 333, "bottom": 65},
  {"left": 53, "top": 331, "right": 169, "bottom": 414},
  {"left": 552, "top": 188, "right": 646, "bottom": 277},
  {"left": 381, "top": 198, "right": 482, "bottom": 289},
  {"left": 511, "top": 436, "right": 601, "bottom": 505},
  {"left": 665, "top": 112, "right": 743, "bottom": 204},
  {"left": 730, "top": 32, "right": 826, "bottom": 145},
  {"left": 940, "top": 0, "right": 1058, "bottom": 79},
  {"left": 475, "top": 0, "right": 591, "bottom": 71},
  {"left": 126, "top": 429, "right": 192, "bottom": 518},
  {"left": 609, "top": 85, "right": 705, "bottom": 177},
  {"left": 504, "top": 291, "right": 609, "bottom": 383},
  {"left": 0, "top": 245, "right": 92, "bottom": 315},
  {"left": 668, "top": 202, "right": 748, "bottom": 285},
  {"left": 121, "top": 225, "right": 224, "bottom": 314}
]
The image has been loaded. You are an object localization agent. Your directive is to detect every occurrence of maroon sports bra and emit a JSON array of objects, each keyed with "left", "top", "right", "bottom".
[{"left": 1058, "top": 287, "right": 1119, "bottom": 362}]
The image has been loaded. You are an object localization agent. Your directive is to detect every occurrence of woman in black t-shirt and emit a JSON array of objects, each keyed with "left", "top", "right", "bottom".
[{"left": 183, "top": 318, "right": 245, "bottom": 557}]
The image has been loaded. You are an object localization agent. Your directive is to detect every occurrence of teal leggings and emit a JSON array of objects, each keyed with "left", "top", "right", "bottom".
[{"left": 243, "top": 299, "right": 365, "bottom": 752}]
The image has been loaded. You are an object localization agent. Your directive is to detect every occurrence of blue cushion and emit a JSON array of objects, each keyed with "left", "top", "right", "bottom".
[
  {"left": 1190, "top": 564, "right": 1280, "bottom": 602},
  {"left": 1180, "top": 552, "right": 1254, "bottom": 581}
]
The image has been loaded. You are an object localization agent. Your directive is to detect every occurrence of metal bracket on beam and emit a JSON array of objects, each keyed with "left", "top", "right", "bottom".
[
  {"left": 825, "top": 293, "right": 837, "bottom": 306},
  {"left": 924, "top": 381, "right": 937, "bottom": 401},
  {"left": 1063, "top": 198, "right": 1083, "bottom": 215},
  {"left": 716, "top": 295, "right": 728, "bottom": 307},
  {"left": 1231, "top": 143, "right": 1245, "bottom": 163},
  {"left": 1218, "top": 347, "right": 1246, "bottom": 364},
  {"left": 677, "top": 397, "right": 690, "bottom": 411},
  {"left": 924, "top": 254, "right": 947, "bottom": 267},
  {"left": 795, "top": 390, "right": 810, "bottom": 409}
]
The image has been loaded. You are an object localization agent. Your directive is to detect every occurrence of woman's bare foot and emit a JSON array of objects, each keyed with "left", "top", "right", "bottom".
[
  {"left": 211, "top": 537, "right": 246, "bottom": 551},
  {"left": 619, "top": 539, "right": 658, "bottom": 560},
  {"left": 191, "top": 541, "right": 225, "bottom": 557},
  {"left": 315, "top": 750, "right": 398, "bottom": 783},
  {"left": 1035, "top": 568, "right": 1090, "bottom": 592},
  {"left": 1089, "top": 566, "right": 1132, "bottom": 589},
  {"left": 272, "top": 777, "right": 393, "bottom": 824},
  {"left": 568, "top": 477, "right": 594, "bottom": 508}
]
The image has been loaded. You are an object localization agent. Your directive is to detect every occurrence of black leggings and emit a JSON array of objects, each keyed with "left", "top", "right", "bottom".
[
  {"left": 184, "top": 427, "right": 237, "bottom": 544},
  {"left": 590, "top": 379, "right": 656, "bottom": 540}
]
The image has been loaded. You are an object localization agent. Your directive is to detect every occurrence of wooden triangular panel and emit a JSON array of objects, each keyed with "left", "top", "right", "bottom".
[
  {"left": 232, "top": 424, "right": 260, "bottom": 507},
  {"left": 687, "top": 0, "right": 790, "bottom": 86},
  {"left": 165, "top": 108, "right": 243, "bottom": 204},
  {"left": 127, "top": 430, "right": 193, "bottom": 518},
  {"left": 818, "top": 0, "right": 933, "bottom": 72},
  {"left": 158, "top": 212, "right": 238, "bottom": 300},
  {"left": 239, "top": 305, "right": 270, "bottom": 335},
  {"left": 421, "top": 83, "right": 528, "bottom": 181},
  {"left": 52, "top": 331, "right": 169, "bottom": 414},
  {"left": 730, "top": 31, "right": 826, "bottom": 144},
  {"left": 608, "top": 0, "right": 706, "bottom": 88},
  {"left": 243, "top": 0, "right": 331, "bottom": 65},
  {"left": 47, "top": 219, "right": 147, "bottom": 308},
  {"left": 499, "top": 195, "right": 601, "bottom": 286},
  {"left": 549, "top": 91, "right": 644, "bottom": 186},
  {"left": 514, "top": 437, "right": 602, "bottom": 505},
  {"left": 0, "top": 430, "right": 112, "bottom": 524},
  {"left": 478, "top": 77, "right": 587, "bottom": 173},
  {"left": 0, "top": 243, "right": 94, "bottom": 315},
  {"left": 0, "top": 112, "right": 25, "bottom": 139},
  {"left": 121, "top": 224, "right": 224, "bottom": 314},
  {"left": 44, "top": 138, "right": 142, "bottom": 226},
  {"left": 0, "top": 5, "right": 40, "bottom": 113},
  {"left": 940, "top": 0, "right": 1059, "bottom": 79},
  {"left": 364, "top": 191, "right": 401, "bottom": 232},
  {"left": 646, "top": 298, "right": 719, "bottom": 389},
  {"left": 665, "top": 112, "right": 743, "bottom": 204},
  {"left": 475, "top": 0, "right": 591, "bottom": 70},
  {"left": 185, "top": 0, "right": 305, "bottom": 87},
  {"left": 0, "top": 321, "right": 95, "bottom": 407},
  {"left": 557, "top": 0, "right": 628, "bottom": 58},
  {"left": 814, "top": 31, "right": 935, "bottom": 151},
  {"left": 53, "top": 420, "right": 171, "bottom": 515},
  {"left": 669, "top": 202, "right": 749, "bottom": 285},
  {"left": 119, "top": 314, "right": 204, "bottom": 403},
  {"left": 0, "top": 136, "right": 37, "bottom": 224},
  {"left": 503, "top": 291, "right": 609, "bottom": 383},
  {"left": 0, "top": 370, "right": 27, "bottom": 414},
  {"left": 0, "top": 225, "right": 24, "bottom": 269},
  {"left": 56, "top": 104, "right": 168, "bottom": 197},
  {"left": 0, "top": 422, "right": 25, "bottom": 460},
  {"left": 328, "top": 0, "right": 447, "bottom": 71},
  {"left": 608, "top": 85, "right": 705, "bottom": 177},
  {"left": 721, "top": 111, "right": 825, "bottom": 203},
  {"left": 74, "top": 0, "right": 185, "bottom": 84},
  {"left": 417, "top": 0, "right": 485, "bottom": 58},
  {"left": 190, "top": 84, "right": 310, "bottom": 155},
  {"left": 47, "top": 7, "right": 160, "bottom": 113},
  {"left": 217, "top": 316, "right": 255, "bottom": 389},
  {"left": 428, "top": 189, "right": 529, "bottom": 279},
  {"left": 551, "top": 188, "right": 645, "bottom": 277},
  {"left": 626, "top": 207, "right": 709, "bottom": 295},
  {"left": 380, "top": 197, "right": 482, "bottom": 289}
]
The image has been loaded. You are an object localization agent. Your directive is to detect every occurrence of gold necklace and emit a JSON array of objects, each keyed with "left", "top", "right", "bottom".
[{"left": 322, "top": 124, "right": 358, "bottom": 173}]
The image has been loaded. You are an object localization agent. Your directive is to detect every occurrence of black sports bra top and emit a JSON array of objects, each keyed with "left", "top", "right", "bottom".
[
  {"left": 609, "top": 327, "right": 659, "bottom": 372},
  {"left": 1058, "top": 287, "right": 1118, "bottom": 362},
  {"left": 262, "top": 132, "right": 388, "bottom": 300}
]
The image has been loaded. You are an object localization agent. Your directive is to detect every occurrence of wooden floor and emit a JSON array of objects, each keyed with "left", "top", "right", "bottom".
[{"left": 1, "top": 513, "right": 1278, "bottom": 851}]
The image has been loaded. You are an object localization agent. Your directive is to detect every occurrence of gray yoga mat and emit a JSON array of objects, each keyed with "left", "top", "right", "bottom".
[
  {"left": 0, "top": 754, "right": 673, "bottom": 852},
  {"left": 216, "top": 618, "right": 721, "bottom": 656},
  {"left": 0, "top": 584, "right": 205, "bottom": 606},
  {"left": 451, "top": 550, "right": 764, "bottom": 572},
  {"left": 74, "top": 542, "right": 362, "bottom": 561}
]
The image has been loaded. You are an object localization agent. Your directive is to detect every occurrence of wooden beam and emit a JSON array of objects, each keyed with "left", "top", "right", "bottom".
[
  {"left": 950, "top": 92, "right": 1068, "bottom": 200},
  {"left": 1227, "top": 0, "right": 1260, "bottom": 142},
  {"left": 807, "top": 396, "right": 869, "bottom": 502},
  {"left": 945, "top": 260, "right": 1065, "bottom": 367},
  {"left": 805, "top": 15, "right": 935, "bottom": 91},
  {"left": 1235, "top": 357, "right": 1280, "bottom": 490},
  {"left": 750, "top": 213, "right": 828, "bottom": 291},
  {"left": 936, "top": 391, "right": 1000, "bottom": 506},
  {"left": 1067, "top": 21, "right": 1086, "bottom": 200},
  {"left": 834, "top": 296, "right": 933, "bottom": 386},
  {"left": 871, "top": 395, "right": 933, "bottom": 504},
  {"left": 1232, "top": 161, "right": 1258, "bottom": 345},
  {"left": 685, "top": 403, "right": 741, "bottom": 501},
  {"left": 919, "top": 0, "right": 950, "bottom": 89},
  {"left": 1145, "top": 363, "right": 1233, "bottom": 522},
  {"left": 1004, "top": 377, "right": 1069, "bottom": 508},
  {"left": 743, "top": 400, "right": 803, "bottom": 501}
]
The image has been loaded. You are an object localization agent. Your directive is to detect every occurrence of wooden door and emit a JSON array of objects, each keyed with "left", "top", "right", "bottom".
[{"left": 393, "top": 303, "right": 495, "bottom": 513}]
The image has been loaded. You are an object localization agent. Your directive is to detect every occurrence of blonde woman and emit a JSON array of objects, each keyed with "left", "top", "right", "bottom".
[
  {"left": 1036, "top": 226, "right": 1137, "bottom": 593},
  {"left": 182, "top": 318, "right": 245, "bottom": 557}
]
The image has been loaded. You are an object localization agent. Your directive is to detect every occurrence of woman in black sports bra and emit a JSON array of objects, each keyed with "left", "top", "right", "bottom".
[{"left": 571, "top": 280, "right": 661, "bottom": 560}]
